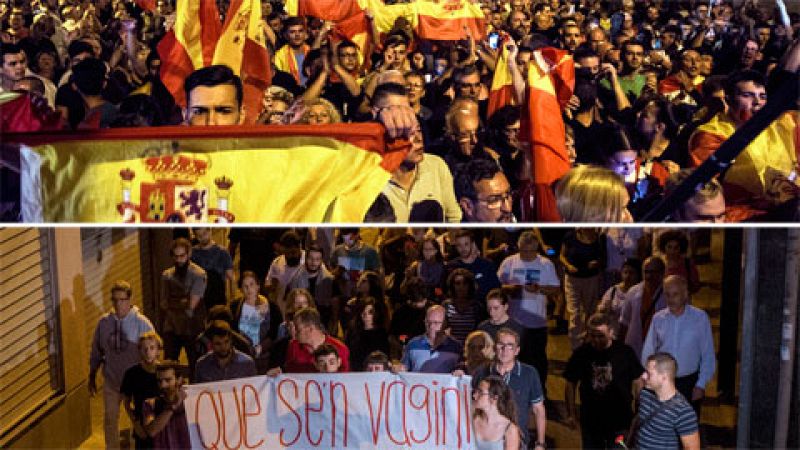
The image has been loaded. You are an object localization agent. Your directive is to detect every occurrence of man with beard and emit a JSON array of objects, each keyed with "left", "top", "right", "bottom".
[
  {"left": 287, "top": 244, "right": 336, "bottom": 331},
  {"left": 448, "top": 229, "right": 501, "bottom": 304},
  {"left": 376, "top": 82, "right": 462, "bottom": 223},
  {"left": 560, "top": 23, "right": 583, "bottom": 54},
  {"left": 142, "top": 361, "right": 191, "bottom": 449},
  {"left": 689, "top": 65, "right": 799, "bottom": 220},
  {"left": 160, "top": 238, "right": 207, "bottom": 375},
  {"left": 194, "top": 320, "right": 257, "bottom": 382},
  {"left": 266, "top": 231, "right": 305, "bottom": 315},
  {"left": 454, "top": 158, "right": 515, "bottom": 223},
  {"left": 330, "top": 228, "right": 381, "bottom": 297},
  {"left": 191, "top": 228, "right": 234, "bottom": 310},
  {"left": 642, "top": 276, "right": 715, "bottom": 415},
  {"left": 564, "top": 313, "right": 644, "bottom": 448}
]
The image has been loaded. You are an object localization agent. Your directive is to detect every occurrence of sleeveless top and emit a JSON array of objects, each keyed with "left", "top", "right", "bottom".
[{"left": 475, "top": 421, "right": 511, "bottom": 450}]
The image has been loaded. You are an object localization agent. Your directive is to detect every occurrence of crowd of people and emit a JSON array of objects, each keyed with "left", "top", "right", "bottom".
[
  {"left": 89, "top": 226, "right": 717, "bottom": 448},
  {"left": 1, "top": 0, "right": 799, "bottom": 223}
]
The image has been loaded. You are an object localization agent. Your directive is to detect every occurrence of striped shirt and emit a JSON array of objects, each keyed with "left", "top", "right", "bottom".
[
  {"left": 636, "top": 389, "right": 698, "bottom": 450},
  {"left": 442, "top": 299, "right": 481, "bottom": 344}
]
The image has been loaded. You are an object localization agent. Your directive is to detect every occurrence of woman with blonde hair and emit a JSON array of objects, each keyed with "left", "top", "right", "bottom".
[
  {"left": 300, "top": 97, "right": 342, "bottom": 124},
  {"left": 555, "top": 165, "right": 633, "bottom": 222},
  {"left": 472, "top": 375, "right": 521, "bottom": 450},
  {"left": 460, "top": 330, "right": 495, "bottom": 375}
]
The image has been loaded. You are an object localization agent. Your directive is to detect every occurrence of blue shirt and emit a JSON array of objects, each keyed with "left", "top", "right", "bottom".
[
  {"left": 641, "top": 305, "right": 716, "bottom": 388},
  {"left": 636, "top": 389, "right": 698, "bottom": 450},
  {"left": 401, "top": 334, "right": 462, "bottom": 373},
  {"left": 472, "top": 361, "right": 543, "bottom": 444}
]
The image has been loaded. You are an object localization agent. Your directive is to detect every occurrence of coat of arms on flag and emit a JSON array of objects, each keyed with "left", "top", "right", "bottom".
[{"left": 116, "top": 154, "right": 236, "bottom": 223}]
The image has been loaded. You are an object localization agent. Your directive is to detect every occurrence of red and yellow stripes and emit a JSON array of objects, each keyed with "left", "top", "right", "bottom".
[
  {"left": 214, "top": 0, "right": 271, "bottom": 122},
  {"left": 16, "top": 124, "right": 408, "bottom": 223},
  {"left": 525, "top": 47, "right": 574, "bottom": 221},
  {"left": 487, "top": 38, "right": 515, "bottom": 118},
  {"left": 415, "top": 0, "right": 486, "bottom": 41}
]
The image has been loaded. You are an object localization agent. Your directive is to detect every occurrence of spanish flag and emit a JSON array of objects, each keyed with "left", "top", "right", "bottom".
[
  {"left": 526, "top": 47, "right": 574, "bottom": 222},
  {"left": 415, "top": 0, "right": 486, "bottom": 41},
  {"left": 284, "top": 0, "right": 364, "bottom": 22},
  {"left": 213, "top": 0, "right": 271, "bottom": 123},
  {"left": 361, "top": 0, "right": 418, "bottom": 37},
  {"left": 689, "top": 111, "right": 797, "bottom": 217},
  {"left": 157, "top": 0, "right": 222, "bottom": 107},
  {"left": 487, "top": 36, "right": 516, "bottom": 118},
  {"left": 12, "top": 124, "right": 408, "bottom": 223},
  {"left": 332, "top": 10, "right": 373, "bottom": 68},
  {"left": 274, "top": 44, "right": 309, "bottom": 85}
]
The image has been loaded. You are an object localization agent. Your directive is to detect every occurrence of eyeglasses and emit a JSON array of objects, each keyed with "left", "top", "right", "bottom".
[
  {"left": 476, "top": 191, "right": 513, "bottom": 209},
  {"left": 454, "top": 130, "right": 479, "bottom": 141}
]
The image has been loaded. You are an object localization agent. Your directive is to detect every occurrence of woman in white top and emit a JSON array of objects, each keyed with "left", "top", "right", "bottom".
[
  {"left": 472, "top": 375, "right": 521, "bottom": 450},
  {"left": 597, "top": 258, "right": 641, "bottom": 335}
]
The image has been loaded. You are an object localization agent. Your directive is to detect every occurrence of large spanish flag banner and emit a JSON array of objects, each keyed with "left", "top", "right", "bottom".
[
  {"left": 416, "top": 0, "right": 486, "bottom": 41},
  {"left": 213, "top": 0, "right": 271, "bottom": 122},
  {"left": 12, "top": 124, "right": 406, "bottom": 223},
  {"left": 284, "top": 0, "right": 364, "bottom": 22},
  {"left": 157, "top": 0, "right": 222, "bottom": 108},
  {"left": 526, "top": 47, "right": 574, "bottom": 222}
]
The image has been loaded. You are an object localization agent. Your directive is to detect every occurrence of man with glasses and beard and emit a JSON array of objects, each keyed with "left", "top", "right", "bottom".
[
  {"left": 564, "top": 313, "right": 644, "bottom": 448},
  {"left": 454, "top": 158, "right": 515, "bottom": 223},
  {"left": 89, "top": 281, "right": 154, "bottom": 449},
  {"left": 194, "top": 320, "right": 256, "bottom": 383},
  {"left": 160, "top": 238, "right": 207, "bottom": 376}
]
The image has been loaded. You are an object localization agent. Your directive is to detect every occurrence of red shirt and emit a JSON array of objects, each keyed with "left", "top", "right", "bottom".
[{"left": 284, "top": 335, "right": 351, "bottom": 373}]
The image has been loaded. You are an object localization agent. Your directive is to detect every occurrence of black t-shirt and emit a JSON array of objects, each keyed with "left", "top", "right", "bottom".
[
  {"left": 563, "top": 340, "right": 644, "bottom": 431},
  {"left": 562, "top": 230, "right": 605, "bottom": 278},
  {"left": 120, "top": 364, "right": 160, "bottom": 420}
]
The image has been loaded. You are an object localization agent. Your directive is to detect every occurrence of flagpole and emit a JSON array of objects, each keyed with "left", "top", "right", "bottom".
[{"left": 640, "top": 73, "right": 799, "bottom": 222}]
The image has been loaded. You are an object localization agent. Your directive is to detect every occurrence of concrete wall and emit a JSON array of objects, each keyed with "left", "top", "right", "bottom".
[{"left": 8, "top": 228, "right": 91, "bottom": 449}]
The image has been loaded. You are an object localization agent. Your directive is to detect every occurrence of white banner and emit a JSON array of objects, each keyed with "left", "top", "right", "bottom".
[{"left": 184, "top": 372, "right": 475, "bottom": 450}]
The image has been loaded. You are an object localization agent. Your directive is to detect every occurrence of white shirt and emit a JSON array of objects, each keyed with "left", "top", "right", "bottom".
[
  {"left": 641, "top": 305, "right": 716, "bottom": 387},
  {"left": 267, "top": 251, "right": 306, "bottom": 315},
  {"left": 497, "top": 254, "right": 560, "bottom": 329}
]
